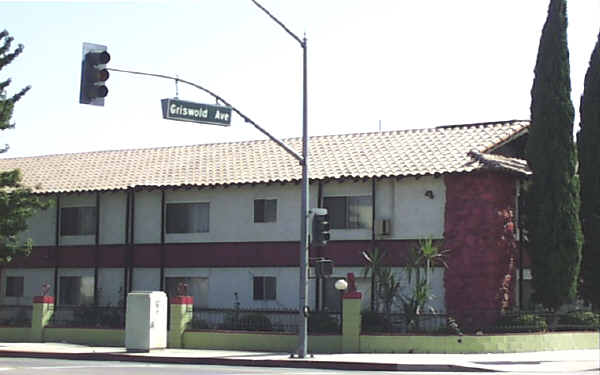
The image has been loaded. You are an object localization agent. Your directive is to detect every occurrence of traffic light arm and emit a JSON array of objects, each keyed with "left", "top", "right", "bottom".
[{"left": 107, "top": 67, "right": 303, "bottom": 164}]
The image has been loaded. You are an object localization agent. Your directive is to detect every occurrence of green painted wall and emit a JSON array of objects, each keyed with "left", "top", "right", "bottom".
[
  {"left": 360, "top": 332, "right": 599, "bottom": 353},
  {"left": 0, "top": 327, "right": 30, "bottom": 342},
  {"left": 44, "top": 328, "right": 124, "bottom": 347},
  {"left": 183, "top": 331, "right": 342, "bottom": 353}
]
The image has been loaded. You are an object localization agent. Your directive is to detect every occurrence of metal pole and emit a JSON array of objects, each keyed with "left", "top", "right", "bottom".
[{"left": 298, "top": 36, "right": 309, "bottom": 359}]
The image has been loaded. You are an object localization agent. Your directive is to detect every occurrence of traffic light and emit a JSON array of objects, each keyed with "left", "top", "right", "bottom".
[
  {"left": 315, "top": 259, "right": 333, "bottom": 277},
  {"left": 312, "top": 209, "right": 330, "bottom": 247},
  {"left": 79, "top": 43, "right": 110, "bottom": 106}
]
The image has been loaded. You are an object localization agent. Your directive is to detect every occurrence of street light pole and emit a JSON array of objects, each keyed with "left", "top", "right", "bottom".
[
  {"left": 298, "top": 35, "right": 309, "bottom": 359},
  {"left": 250, "top": 0, "right": 310, "bottom": 358}
]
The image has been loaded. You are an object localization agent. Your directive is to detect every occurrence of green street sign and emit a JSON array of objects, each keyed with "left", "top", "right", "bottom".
[{"left": 161, "top": 98, "right": 232, "bottom": 126}]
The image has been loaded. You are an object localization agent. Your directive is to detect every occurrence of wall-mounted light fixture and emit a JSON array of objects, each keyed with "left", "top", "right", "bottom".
[{"left": 425, "top": 190, "right": 434, "bottom": 199}]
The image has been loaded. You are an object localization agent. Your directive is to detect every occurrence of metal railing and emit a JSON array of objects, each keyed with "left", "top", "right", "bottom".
[
  {"left": 48, "top": 305, "right": 125, "bottom": 329},
  {"left": 0, "top": 305, "right": 32, "bottom": 327},
  {"left": 361, "top": 309, "right": 600, "bottom": 334},
  {"left": 192, "top": 308, "right": 342, "bottom": 334}
]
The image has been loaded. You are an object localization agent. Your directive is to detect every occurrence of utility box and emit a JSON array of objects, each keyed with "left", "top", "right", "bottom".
[{"left": 125, "top": 291, "right": 168, "bottom": 352}]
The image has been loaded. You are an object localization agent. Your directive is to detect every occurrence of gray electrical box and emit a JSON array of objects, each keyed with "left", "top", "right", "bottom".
[{"left": 125, "top": 291, "right": 168, "bottom": 352}]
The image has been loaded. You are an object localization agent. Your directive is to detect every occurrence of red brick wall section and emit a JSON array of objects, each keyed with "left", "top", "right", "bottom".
[{"left": 443, "top": 172, "right": 518, "bottom": 331}]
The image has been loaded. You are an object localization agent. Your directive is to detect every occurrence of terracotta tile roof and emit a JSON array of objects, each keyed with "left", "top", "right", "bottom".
[{"left": 0, "top": 120, "right": 530, "bottom": 194}]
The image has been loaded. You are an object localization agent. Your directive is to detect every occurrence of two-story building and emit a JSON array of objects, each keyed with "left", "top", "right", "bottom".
[{"left": 0, "top": 120, "right": 530, "bottom": 328}]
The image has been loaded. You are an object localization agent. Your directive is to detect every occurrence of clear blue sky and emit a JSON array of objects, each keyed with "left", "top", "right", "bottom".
[{"left": 2, "top": 0, "right": 599, "bottom": 158}]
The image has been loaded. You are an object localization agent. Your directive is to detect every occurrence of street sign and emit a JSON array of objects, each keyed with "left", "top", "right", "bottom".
[{"left": 161, "top": 98, "right": 232, "bottom": 126}]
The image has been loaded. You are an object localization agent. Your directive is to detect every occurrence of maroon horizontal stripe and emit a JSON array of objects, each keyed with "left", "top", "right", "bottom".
[{"left": 7, "top": 240, "right": 429, "bottom": 268}]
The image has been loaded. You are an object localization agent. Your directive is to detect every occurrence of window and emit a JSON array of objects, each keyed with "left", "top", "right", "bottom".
[
  {"left": 60, "top": 206, "right": 97, "bottom": 235},
  {"left": 5, "top": 276, "right": 24, "bottom": 297},
  {"left": 323, "top": 196, "right": 372, "bottom": 229},
  {"left": 59, "top": 276, "right": 94, "bottom": 305},
  {"left": 253, "top": 276, "right": 276, "bottom": 300},
  {"left": 166, "top": 202, "right": 209, "bottom": 233},
  {"left": 254, "top": 199, "right": 277, "bottom": 223}
]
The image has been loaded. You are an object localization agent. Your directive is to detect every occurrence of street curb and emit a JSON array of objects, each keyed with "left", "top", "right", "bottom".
[{"left": 0, "top": 350, "right": 493, "bottom": 372}]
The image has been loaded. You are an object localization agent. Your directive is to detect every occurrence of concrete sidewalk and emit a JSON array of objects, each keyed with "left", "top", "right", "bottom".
[{"left": 0, "top": 342, "right": 598, "bottom": 372}]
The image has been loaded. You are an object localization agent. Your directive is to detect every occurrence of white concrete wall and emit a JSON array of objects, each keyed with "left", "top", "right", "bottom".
[{"left": 0, "top": 268, "right": 54, "bottom": 306}]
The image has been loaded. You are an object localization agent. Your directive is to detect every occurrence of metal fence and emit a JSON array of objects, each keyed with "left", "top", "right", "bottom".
[
  {"left": 192, "top": 308, "right": 341, "bottom": 334},
  {"left": 0, "top": 305, "right": 32, "bottom": 327},
  {"left": 48, "top": 305, "right": 125, "bottom": 329},
  {"left": 361, "top": 309, "right": 600, "bottom": 334}
]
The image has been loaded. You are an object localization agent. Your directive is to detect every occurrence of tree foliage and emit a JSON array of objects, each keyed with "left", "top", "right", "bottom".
[
  {"left": 0, "top": 30, "right": 47, "bottom": 264},
  {"left": 577, "top": 30, "right": 600, "bottom": 307},
  {"left": 525, "top": 0, "right": 582, "bottom": 310}
]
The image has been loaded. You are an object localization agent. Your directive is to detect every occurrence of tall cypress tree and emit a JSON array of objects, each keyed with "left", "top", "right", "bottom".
[
  {"left": 525, "top": 0, "right": 582, "bottom": 310},
  {"left": 0, "top": 30, "right": 47, "bottom": 264},
  {"left": 577, "top": 30, "right": 600, "bottom": 308}
]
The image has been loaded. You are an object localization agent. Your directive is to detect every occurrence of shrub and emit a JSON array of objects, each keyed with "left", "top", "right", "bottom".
[
  {"left": 558, "top": 311, "right": 600, "bottom": 331},
  {"left": 361, "top": 310, "right": 390, "bottom": 333},
  {"left": 493, "top": 313, "right": 548, "bottom": 333},
  {"left": 220, "top": 313, "right": 272, "bottom": 331},
  {"left": 308, "top": 311, "right": 339, "bottom": 333}
]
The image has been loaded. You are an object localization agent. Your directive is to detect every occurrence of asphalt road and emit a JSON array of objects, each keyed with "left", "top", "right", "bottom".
[{"left": 0, "top": 357, "right": 597, "bottom": 375}]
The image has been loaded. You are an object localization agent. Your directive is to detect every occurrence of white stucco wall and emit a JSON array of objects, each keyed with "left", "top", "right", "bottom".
[
  {"left": 99, "top": 192, "right": 127, "bottom": 245},
  {"left": 131, "top": 267, "right": 160, "bottom": 291},
  {"left": 18, "top": 197, "right": 56, "bottom": 247},
  {"left": 392, "top": 176, "right": 446, "bottom": 239},
  {"left": 97, "top": 268, "right": 125, "bottom": 306},
  {"left": 133, "top": 191, "right": 162, "bottom": 244}
]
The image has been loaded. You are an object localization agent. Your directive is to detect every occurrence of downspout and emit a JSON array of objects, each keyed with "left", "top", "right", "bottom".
[
  {"left": 53, "top": 194, "right": 60, "bottom": 304},
  {"left": 93, "top": 191, "right": 100, "bottom": 306},
  {"left": 128, "top": 190, "right": 135, "bottom": 292},
  {"left": 315, "top": 180, "right": 323, "bottom": 311},
  {"left": 160, "top": 190, "right": 165, "bottom": 291},
  {"left": 123, "top": 189, "right": 131, "bottom": 306},
  {"left": 371, "top": 178, "right": 376, "bottom": 311},
  {"left": 517, "top": 179, "right": 524, "bottom": 309}
]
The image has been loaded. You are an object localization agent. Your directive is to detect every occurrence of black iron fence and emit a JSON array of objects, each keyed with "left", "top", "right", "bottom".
[
  {"left": 48, "top": 305, "right": 125, "bottom": 329},
  {"left": 192, "top": 308, "right": 341, "bottom": 334},
  {"left": 0, "top": 305, "right": 32, "bottom": 327},
  {"left": 361, "top": 309, "right": 600, "bottom": 334}
]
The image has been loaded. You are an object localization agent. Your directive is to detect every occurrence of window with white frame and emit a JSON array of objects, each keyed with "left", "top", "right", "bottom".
[
  {"left": 253, "top": 276, "right": 276, "bottom": 300},
  {"left": 59, "top": 276, "right": 94, "bottom": 305},
  {"left": 60, "top": 206, "right": 97, "bottom": 235},
  {"left": 166, "top": 202, "right": 210, "bottom": 233},
  {"left": 5, "top": 276, "right": 24, "bottom": 297},
  {"left": 254, "top": 199, "right": 277, "bottom": 223},
  {"left": 323, "top": 196, "right": 372, "bottom": 229}
]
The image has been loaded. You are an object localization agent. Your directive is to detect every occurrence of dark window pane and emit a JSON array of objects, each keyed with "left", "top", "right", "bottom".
[
  {"left": 61, "top": 207, "right": 97, "bottom": 236},
  {"left": 323, "top": 197, "right": 347, "bottom": 229},
  {"left": 59, "top": 276, "right": 81, "bottom": 305},
  {"left": 348, "top": 196, "right": 372, "bottom": 229},
  {"left": 166, "top": 203, "right": 209, "bottom": 233},
  {"left": 265, "top": 277, "right": 276, "bottom": 300},
  {"left": 254, "top": 199, "right": 277, "bottom": 223},
  {"left": 253, "top": 277, "right": 264, "bottom": 300},
  {"left": 5, "top": 276, "right": 24, "bottom": 297}
]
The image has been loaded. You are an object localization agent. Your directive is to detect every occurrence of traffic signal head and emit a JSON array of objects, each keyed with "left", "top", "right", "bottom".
[
  {"left": 312, "top": 209, "right": 330, "bottom": 247},
  {"left": 79, "top": 43, "right": 110, "bottom": 106}
]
